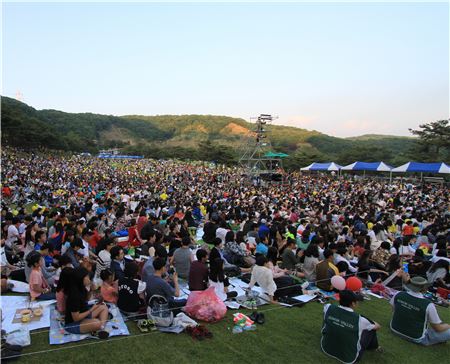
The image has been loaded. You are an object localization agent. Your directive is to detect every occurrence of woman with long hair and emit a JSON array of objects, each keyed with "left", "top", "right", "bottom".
[
  {"left": 65, "top": 267, "right": 109, "bottom": 337},
  {"left": 208, "top": 258, "right": 237, "bottom": 301}
]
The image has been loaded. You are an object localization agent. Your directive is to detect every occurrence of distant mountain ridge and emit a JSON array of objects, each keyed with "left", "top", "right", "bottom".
[{"left": 1, "top": 96, "right": 419, "bottom": 168}]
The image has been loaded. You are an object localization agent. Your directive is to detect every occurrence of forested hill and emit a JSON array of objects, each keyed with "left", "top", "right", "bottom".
[{"left": 1, "top": 96, "right": 422, "bottom": 168}]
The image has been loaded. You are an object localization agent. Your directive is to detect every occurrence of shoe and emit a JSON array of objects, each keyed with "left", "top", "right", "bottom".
[
  {"left": 255, "top": 313, "right": 265, "bottom": 325},
  {"left": 92, "top": 330, "right": 110, "bottom": 340},
  {"left": 197, "top": 325, "right": 213, "bottom": 339}
]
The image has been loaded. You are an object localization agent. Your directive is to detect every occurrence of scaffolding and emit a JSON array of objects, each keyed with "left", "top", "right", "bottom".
[{"left": 238, "top": 114, "right": 284, "bottom": 179}]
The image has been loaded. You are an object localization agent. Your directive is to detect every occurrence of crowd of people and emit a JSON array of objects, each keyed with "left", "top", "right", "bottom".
[{"left": 1, "top": 146, "right": 449, "bottom": 361}]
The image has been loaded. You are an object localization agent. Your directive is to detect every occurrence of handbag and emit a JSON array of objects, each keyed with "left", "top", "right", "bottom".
[{"left": 147, "top": 295, "right": 174, "bottom": 327}]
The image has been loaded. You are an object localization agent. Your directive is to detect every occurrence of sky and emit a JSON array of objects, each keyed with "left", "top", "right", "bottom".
[{"left": 2, "top": 1, "right": 449, "bottom": 137}]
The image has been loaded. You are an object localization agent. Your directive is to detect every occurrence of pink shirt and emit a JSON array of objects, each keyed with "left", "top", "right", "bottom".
[
  {"left": 101, "top": 281, "right": 118, "bottom": 304},
  {"left": 29, "top": 268, "right": 49, "bottom": 299}
]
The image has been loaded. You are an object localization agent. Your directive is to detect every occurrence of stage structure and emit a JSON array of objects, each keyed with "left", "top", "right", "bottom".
[{"left": 238, "top": 114, "right": 287, "bottom": 180}]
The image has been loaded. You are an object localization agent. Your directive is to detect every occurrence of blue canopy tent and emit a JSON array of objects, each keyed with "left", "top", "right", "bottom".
[
  {"left": 341, "top": 161, "right": 393, "bottom": 172},
  {"left": 301, "top": 162, "right": 342, "bottom": 171},
  {"left": 391, "top": 162, "right": 450, "bottom": 174}
]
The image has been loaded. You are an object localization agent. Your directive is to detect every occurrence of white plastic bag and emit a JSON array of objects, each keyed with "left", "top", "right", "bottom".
[{"left": 6, "top": 328, "right": 31, "bottom": 347}]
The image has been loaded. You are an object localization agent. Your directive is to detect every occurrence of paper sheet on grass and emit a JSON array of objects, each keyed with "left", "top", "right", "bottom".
[
  {"left": 7, "top": 279, "right": 30, "bottom": 293},
  {"left": 49, "top": 304, "right": 129, "bottom": 345},
  {"left": 291, "top": 294, "right": 316, "bottom": 303},
  {"left": 1, "top": 295, "right": 55, "bottom": 333}
]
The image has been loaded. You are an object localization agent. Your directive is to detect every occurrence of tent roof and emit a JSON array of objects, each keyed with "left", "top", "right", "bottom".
[
  {"left": 391, "top": 162, "right": 450, "bottom": 173},
  {"left": 301, "top": 162, "right": 342, "bottom": 171},
  {"left": 341, "top": 161, "right": 393, "bottom": 171}
]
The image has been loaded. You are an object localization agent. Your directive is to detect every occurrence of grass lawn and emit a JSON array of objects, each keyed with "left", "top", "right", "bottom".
[{"left": 17, "top": 297, "right": 449, "bottom": 364}]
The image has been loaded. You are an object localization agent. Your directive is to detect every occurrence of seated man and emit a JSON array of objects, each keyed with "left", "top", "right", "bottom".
[
  {"left": 390, "top": 276, "right": 450, "bottom": 345},
  {"left": 171, "top": 236, "right": 193, "bottom": 280},
  {"left": 316, "top": 248, "right": 339, "bottom": 291},
  {"left": 146, "top": 258, "right": 186, "bottom": 314},
  {"left": 117, "top": 261, "right": 146, "bottom": 315},
  {"left": 321, "top": 290, "right": 381, "bottom": 364},
  {"left": 188, "top": 249, "right": 209, "bottom": 291}
]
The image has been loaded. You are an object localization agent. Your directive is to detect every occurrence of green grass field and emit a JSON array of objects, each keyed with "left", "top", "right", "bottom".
[{"left": 16, "top": 297, "right": 449, "bottom": 364}]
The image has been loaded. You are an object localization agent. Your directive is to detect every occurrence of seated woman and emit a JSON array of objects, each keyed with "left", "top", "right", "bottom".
[
  {"left": 356, "top": 250, "right": 388, "bottom": 282},
  {"left": 209, "top": 258, "right": 237, "bottom": 301},
  {"left": 248, "top": 254, "right": 278, "bottom": 303},
  {"left": 27, "top": 251, "right": 55, "bottom": 301},
  {"left": 56, "top": 266, "right": 74, "bottom": 314},
  {"left": 117, "top": 261, "right": 146, "bottom": 315},
  {"left": 267, "top": 247, "right": 302, "bottom": 298},
  {"left": 224, "top": 231, "right": 254, "bottom": 268},
  {"left": 303, "top": 244, "right": 320, "bottom": 282},
  {"left": 65, "top": 267, "right": 109, "bottom": 338},
  {"left": 100, "top": 269, "right": 118, "bottom": 304}
]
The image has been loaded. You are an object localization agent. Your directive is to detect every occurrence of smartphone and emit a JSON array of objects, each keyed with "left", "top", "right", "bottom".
[{"left": 402, "top": 262, "right": 409, "bottom": 273}]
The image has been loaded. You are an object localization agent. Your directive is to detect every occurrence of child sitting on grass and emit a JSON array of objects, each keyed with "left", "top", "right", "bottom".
[{"left": 100, "top": 269, "right": 118, "bottom": 304}]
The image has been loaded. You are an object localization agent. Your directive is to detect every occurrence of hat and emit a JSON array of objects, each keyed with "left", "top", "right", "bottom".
[
  {"left": 261, "top": 219, "right": 267, "bottom": 224},
  {"left": 405, "top": 276, "right": 429, "bottom": 293}
]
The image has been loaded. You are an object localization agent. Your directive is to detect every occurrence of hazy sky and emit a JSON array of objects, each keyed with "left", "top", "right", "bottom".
[{"left": 3, "top": 1, "right": 449, "bottom": 137}]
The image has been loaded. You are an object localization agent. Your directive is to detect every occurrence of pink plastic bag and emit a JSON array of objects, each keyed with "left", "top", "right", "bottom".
[{"left": 183, "top": 287, "right": 227, "bottom": 322}]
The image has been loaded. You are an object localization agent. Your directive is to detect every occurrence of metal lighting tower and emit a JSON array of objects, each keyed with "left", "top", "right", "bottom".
[{"left": 239, "top": 114, "right": 283, "bottom": 179}]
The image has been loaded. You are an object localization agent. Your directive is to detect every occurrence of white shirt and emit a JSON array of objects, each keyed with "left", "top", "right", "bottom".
[
  {"left": 79, "top": 239, "right": 90, "bottom": 258},
  {"left": 215, "top": 228, "right": 228, "bottom": 244},
  {"left": 390, "top": 291, "right": 441, "bottom": 325},
  {"left": 6, "top": 225, "right": 20, "bottom": 247},
  {"left": 248, "top": 265, "right": 277, "bottom": 296},
  {"left": 0, "top": 246, "right": 9, "bottom": 267},
  {"left": 334, "top": 254, "right": 357, "bottom": 273}
]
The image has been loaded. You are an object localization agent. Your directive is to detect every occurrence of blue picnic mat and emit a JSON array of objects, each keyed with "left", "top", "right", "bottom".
[{"left": 49, "top": 304, "right": 130, "bottom": 345}]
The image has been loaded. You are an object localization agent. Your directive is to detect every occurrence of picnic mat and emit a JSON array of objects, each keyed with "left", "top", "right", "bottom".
[
  {"left": 49, "top": 304, "right": 130, "bottom": 345},
  {"left": 1, "top": 296, "right": 54, "bottom": 334}
]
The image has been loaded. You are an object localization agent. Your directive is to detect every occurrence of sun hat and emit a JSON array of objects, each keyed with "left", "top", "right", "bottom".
[{"left": 405, "top": 276, "right": 429, "bottom": 293}]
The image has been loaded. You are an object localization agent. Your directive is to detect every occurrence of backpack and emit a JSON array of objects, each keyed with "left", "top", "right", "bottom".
[{"left": 147, "top": 295, "right": 174, "bottom": 327}]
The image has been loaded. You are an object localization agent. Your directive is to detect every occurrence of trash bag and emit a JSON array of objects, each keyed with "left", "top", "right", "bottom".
[{"left": 183, "top": 287, "right": 227, "bottom": 322}]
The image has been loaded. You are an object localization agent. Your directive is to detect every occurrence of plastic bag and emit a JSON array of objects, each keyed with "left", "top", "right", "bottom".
[
  {"left": 147, "top": 295, "right": 174, "bottom": 327},
  {"left": 183, "top": 287, "right": 227, "bottom": 322},
  {"left": 6, "top": 328, "right": 31, "bottom": 347}
]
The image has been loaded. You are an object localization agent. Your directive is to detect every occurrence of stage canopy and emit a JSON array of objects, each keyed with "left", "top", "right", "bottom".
[
  {"left": 301, "top": 162, "right": 342, "bottom": 171},
  {"left": 264, "top": 152, "right": 289, "bottom": 158},
  {"left": 341, "top": 161, "right": 393, "bottom": 172},
  {"left": 391, "top": 162, "right": 450, "bottom": 174}
]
